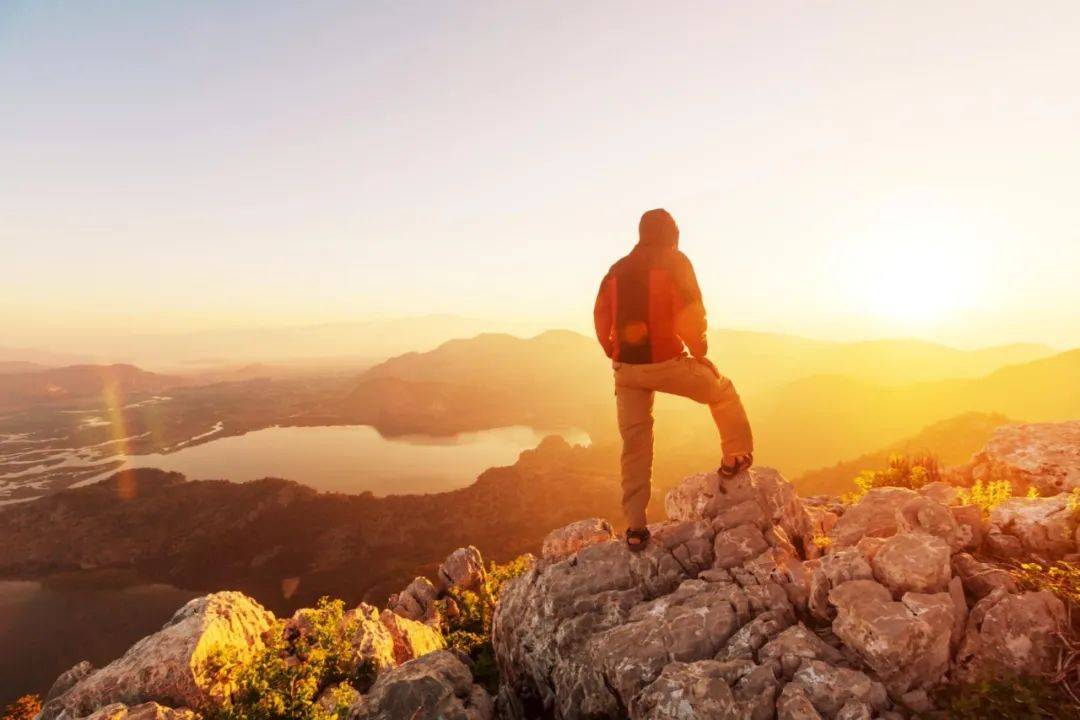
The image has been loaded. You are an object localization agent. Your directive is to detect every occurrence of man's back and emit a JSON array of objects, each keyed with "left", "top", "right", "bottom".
[{"left": 593, "top": 209, "right": 708, "bottom": 364}]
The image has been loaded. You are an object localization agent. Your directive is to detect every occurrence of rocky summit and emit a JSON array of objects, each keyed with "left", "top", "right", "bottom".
[{"left": 29, "top": 421, "right": 1079, "bottom": 720}]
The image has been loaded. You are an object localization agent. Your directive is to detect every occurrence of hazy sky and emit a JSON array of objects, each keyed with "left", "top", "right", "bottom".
[{"left": 3, "top": 1, "right": 1079, "bottom": 349}]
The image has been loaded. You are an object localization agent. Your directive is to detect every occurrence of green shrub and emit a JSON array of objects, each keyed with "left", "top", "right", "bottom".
[
  {"left": 206, "top": 597, "right": 372, "bottom": 720},
  {"left": 1, "top": 696, "right": 41, "bottom": 720},
  {"left": 957, "top": 477, "right": 1014, "bottom": 519},
  {"left": 440, "top": 554, "right": 533, "bottom": 692},
  {"left": 1012, "top": 561, "right": 1080, "bottom": 612},
  {"left": 919, "top": 675, "right": 1075, "bottom": 719},
  {"left": 206, "top": 556, "right": 532, "bottom": 718},
  {"left": 842, "top": 453, "right": 941, "bottom": 504}
]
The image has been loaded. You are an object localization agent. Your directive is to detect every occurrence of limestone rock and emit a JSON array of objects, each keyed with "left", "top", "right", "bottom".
[
  {"left": 828, "top": 580, "right": 940, "bottom": 692},
  {"left": 919, "top": 482, "right": 961, "bottom": 506},
  {"left": 78, "top": 703, "right": 197, "bottom": 720},
  {"left": 347, "top": 650, "right": 493, "bottom": 720},
  {"left": 990, "top": 494, "right": 1078, "bottom": 559},
  {"left": 951, "top": 553, "right": 1017, "bottom": 599},
  {"left": 438, "top": 545, "right": 487, "bottom": 592},
  {"left": 808, "top": 549, "right": 874, "bottom": 621},
  {"left": 789, "top": 660, "right": 887, "bottom": 717},
  {"left": 628, "top": 661, "right": 737, "bottom": 719},
  {"left": 714, "top": 524, "right": 770, "bottom": 569},
  {"left": 948, "top": 504, "right": 984, "bottom": 552},
  {"left": 758, "top": 624, "right": 844, "bottom": 679},
  {"left": 830, "top": 487, "right": 920, "bottom": 547},
  {"left": 895, "top": 496, "right": 963, "bottom": 550},
  {"left": 542, "top": 518, "right": 616, "bottom": 562},
  {"left": 493, "top": 466, "right": 810, "bottom": 720},
  {"left": 386, "top": 576, "right": 440, "bottom": 625},
  {"left": 984, "top": 531, "right": 1025, "bottom": 560},
  {"left": 871, "top": 533, "right": 951, "bottom": 596},
  {"left": 378, "top": 609, "right": 445, "bottom": 665},
  {"left": 43, "top": 661, "right": 95, "bottom": 705},
  {"left": 776, "top": 682, "right": 823, "bottom": 720},
  {"left": 954, "top": 588, "right": 1067, "bottom": 682},
  {"left": 966, "top": 421, "right": 1080, "bottom": 495},
  {"left": 39, "top": 592, "right": 274, "bottom": 720},
  {"left": 665, "top": 467, "right": 812, "bottom": 550}
]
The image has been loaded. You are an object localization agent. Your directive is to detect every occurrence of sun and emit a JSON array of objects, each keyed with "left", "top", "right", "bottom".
[{"left": 843, "top": 208, "right": 985, "bottom": 327}]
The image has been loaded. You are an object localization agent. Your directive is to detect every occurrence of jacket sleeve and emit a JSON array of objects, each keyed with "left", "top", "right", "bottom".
[
  {"left": 593, "top": 273, "right": 615, "bottom": 358},
  {"left": 671, "top": 251, "right": 708, "bottom": 358}
]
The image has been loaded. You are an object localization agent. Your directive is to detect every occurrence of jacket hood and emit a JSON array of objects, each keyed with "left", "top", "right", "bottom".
[{"left": 638, "top": 208, "right": 679, "bottom": 247}]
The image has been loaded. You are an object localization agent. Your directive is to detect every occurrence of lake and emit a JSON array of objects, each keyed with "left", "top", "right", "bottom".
[
  {"left": 76, "top": 424, "right": 591, "bottom": 495},
  {"left": 0, "top": 424, "right": 591, "bottom": 703},
  {"left": 0, "top": 572, "right": 200, "bottom": 707}
]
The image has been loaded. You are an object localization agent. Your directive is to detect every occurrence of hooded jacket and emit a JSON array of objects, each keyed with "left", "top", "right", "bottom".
[{"left": 593, "top": 209, "right": 708, "bottom": 363}]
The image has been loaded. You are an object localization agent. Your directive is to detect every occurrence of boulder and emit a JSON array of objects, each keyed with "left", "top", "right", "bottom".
[
  {"left": 347, "top": 650, "right": 493, "bottom": 720},
  {"left": 77, "top": 703, "right": 197, "bottom": 720},
  {"left": 43, "top": 661, "right": 95, "bottom": 705},
  {"left": 386, "top": 576, "right": 440, "bottom": 624},
  {"left": 828, "top": 581, "right": 942, "bottom": 692},
  {"left": 895, "top": 496, "right": 963, "bottom": 550},
  {"left": 990, "top": 494, "right": 1078, "bottom": 559},
  {"left": 494, "top": 467, "right": 812, "bottom": 719},
  {"left": 378, "top": 609, "right": 445, "bottom": 665},
  {"left": 948, "top": 504, "right": 984, "bottom": 552},
  {"left": 870, "top": 533, "right": 951, "bottom": 596},
  {"left": 919, "top": 482, "right": 961, "bottom": 506},
  {"left": 39, "top": 592, "right": 274, "bottom": 720},
  {"left": 542, "top": 518, "right": 616, "bottom": 562},
  {"left": 665, "top": 467, "right": 812, "bottom": 551},
  {"left": 628, "top": 661, "right": 737, "bottom": 719},
  {"left": 758, "top": 624, "right": 844, "bottom": 679},
  {"left": 714, "top": 524, "right": 770, "bottom": 569},
  {"left": 966, "top": 421, "right": 1080, "bottom": 495},
  {"left": 438, "top": 545, "right": 487, "bottom": 592},
  {"left": 788, "top": 660, "right": 887, "bottom": 717},
  {"left": 984, "top": 531, "right": 1025, "bottom": 560},
  {"left": 954, "top": 588, "right": 1067, "bottom": 682},
  {"left": 830, "top": 487, "right": 920, "bottom": 547},
  {"left": 808, "top": 549, "right": 874, "bottom": 621},
  {"left": 951, "top": 553, "right": 1017, "bottom": 600},
  {"left": 776, "top": 682, "right": 823, "bottom": 720}
]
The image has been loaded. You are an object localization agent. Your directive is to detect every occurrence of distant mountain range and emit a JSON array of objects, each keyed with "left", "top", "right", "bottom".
[
  {"left": 1, "top": 315, "right": 547, "bottom": 370},
  {"left": 757, "top": 349, "right": 1080, "bottom": 472},
  {"left": 350, "top": 330, "right": 1077, "bottom": 478},
  {"left": 2, "top": 328, "right": 1074, "bottom": 481},
  {"left": 0, "top": 364, "right": 192, "bottom": 410}
]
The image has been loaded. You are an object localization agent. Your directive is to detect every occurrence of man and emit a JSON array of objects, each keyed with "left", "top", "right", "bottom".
[{"left": 593, "top": 208, "right": 754, "bottom": 551}]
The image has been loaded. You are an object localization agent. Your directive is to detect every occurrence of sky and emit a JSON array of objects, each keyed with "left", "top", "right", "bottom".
[{"left": 2, "top": 1, "right": 1079, "bottom": 351}]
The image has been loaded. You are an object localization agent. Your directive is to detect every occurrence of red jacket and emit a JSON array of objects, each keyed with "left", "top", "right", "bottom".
[{"left": 593, "top": 209, "right": 708, "bottom": 364}]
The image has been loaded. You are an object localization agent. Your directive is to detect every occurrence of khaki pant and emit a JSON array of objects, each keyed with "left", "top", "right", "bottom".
[{"left": 614, "top": 355, "right": 753, "bottom": 529}]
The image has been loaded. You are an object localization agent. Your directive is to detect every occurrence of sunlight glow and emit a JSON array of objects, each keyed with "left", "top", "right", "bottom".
[{"left": 845, "top": 208, "right": 986, "bottom": 326}]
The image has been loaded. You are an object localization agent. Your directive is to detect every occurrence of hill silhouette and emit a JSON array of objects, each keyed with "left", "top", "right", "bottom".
[
  {"left": 794, "top": 411, "right": 1014, "bottom": 496},
  {"left": 757, "top": 349, "right": 1080, "bottom": 473}
]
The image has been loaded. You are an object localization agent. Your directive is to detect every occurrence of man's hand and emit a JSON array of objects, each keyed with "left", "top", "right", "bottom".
[{"left": 695, "top": 356, "right": 721, "bottom": 378}]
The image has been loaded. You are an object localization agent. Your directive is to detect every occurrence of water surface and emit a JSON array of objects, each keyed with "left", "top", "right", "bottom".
[{"left": 84, "top": 424, "right": 590, "bottom": 495}]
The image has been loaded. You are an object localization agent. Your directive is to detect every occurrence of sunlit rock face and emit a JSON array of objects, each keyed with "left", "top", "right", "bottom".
[
  {"left": 494, "top": 421, "right": 1078, "bottom": 720},
  {"left": 960, "top": 420, "right": 1080, "bottom": 495},
  {"left": 346, "top": 650, "right": 494, "bottom": 720},
  {"left": 39, "top": 592, "right": 275, "bottom": 720},
  {"left": 34, "top": 543, "right": 495, "bottom": 720}
]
